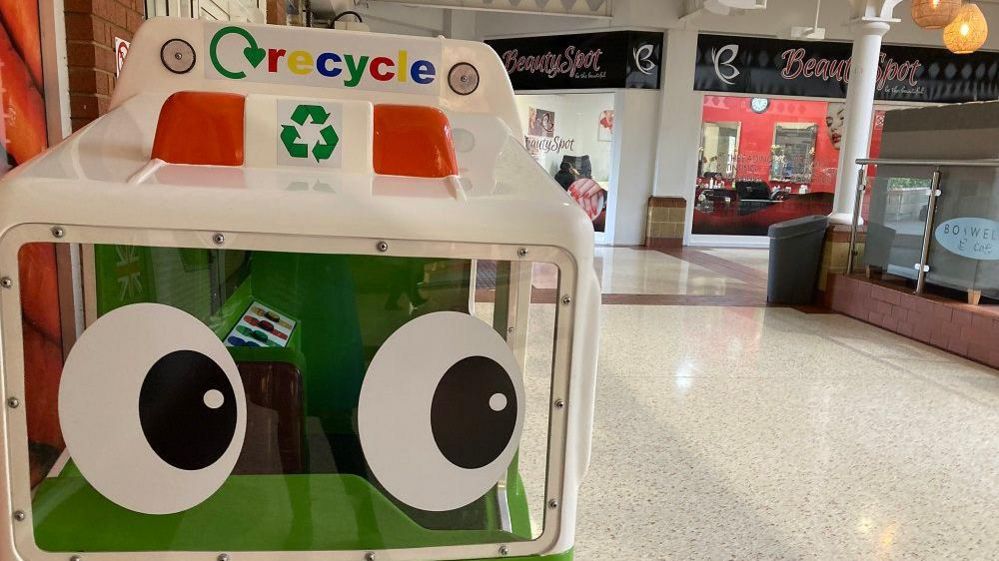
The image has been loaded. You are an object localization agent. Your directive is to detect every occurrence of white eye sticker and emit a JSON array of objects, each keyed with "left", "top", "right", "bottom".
[
  {"left": 358, "top": 311, "right": 525, "bottom": 512},
  {"left": 59, "top": 303, "right": 246, "bottom": 515}
]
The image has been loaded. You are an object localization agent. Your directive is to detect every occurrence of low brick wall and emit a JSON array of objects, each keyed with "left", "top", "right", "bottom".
[
  {"left": 645, "top": 196, "right": 685, "bottom": 249},
  {"left": 828, "top": 274, "right": 999, "bottom": 369}
]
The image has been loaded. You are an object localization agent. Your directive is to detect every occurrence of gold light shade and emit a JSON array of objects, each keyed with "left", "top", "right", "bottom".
[
  {"left": 944, "top": 3, "right": 989, "bottom": 54},
  {"left": 912, "top": 0, "right": 962, "bottom": 29}
]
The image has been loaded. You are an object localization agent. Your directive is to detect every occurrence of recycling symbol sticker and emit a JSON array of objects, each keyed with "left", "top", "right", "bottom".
[{"left": 277, "top": 100, "right": 342, "bottom": 168}]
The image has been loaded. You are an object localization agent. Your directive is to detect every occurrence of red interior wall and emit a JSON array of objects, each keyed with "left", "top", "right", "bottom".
[{"left": 702, "top": 95, "right": 841, "bottom": 193}]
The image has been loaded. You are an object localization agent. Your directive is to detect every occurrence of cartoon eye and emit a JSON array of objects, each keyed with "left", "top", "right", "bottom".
[
  {"left": 58, "top": 303, "right": 245, "bottom": 515},
  {"left": 358, "top": 311, "right": 525, "bottom": 512}
]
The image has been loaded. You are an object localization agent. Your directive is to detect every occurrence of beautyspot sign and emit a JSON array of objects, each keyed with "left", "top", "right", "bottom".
[
  {"left": 485, "top": 30, "right": 663, "bottom": 91},
  {"left": 696, "top": 34, "right": 999, "bottom": 103}
]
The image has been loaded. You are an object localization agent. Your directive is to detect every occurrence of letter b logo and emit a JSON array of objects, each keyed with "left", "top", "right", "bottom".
[{"left": 713, "top": 44, "right": 740, "bottom": 86}]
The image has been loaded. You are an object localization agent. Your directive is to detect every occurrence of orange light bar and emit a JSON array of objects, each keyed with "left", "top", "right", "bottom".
[
  {"left": 152, "top": 92, "right": 245, "bottom": 166},
  {"left": 373, "top": 105, "right": 458, "bottom": 178}
]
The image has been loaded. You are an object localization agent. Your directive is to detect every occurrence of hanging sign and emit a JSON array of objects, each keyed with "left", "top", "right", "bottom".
[
  {"left": 935, "top": 218, "right": 999, "bottom": 260},
  {"left": 695, "top": 34, "right": 999, "bottom": 103},
  {"left": 485, "top": 31, "right": 663, "bottom": 91}
]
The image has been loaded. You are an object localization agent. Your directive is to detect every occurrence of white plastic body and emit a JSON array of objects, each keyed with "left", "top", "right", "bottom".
[{"left": 0, "top": 17, "right": 598, "bottom": 561}]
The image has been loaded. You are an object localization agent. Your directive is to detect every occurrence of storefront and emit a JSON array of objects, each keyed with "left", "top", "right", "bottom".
[
  {"left": 689, "top": 33, "right": 999, "bottom": 242},
  {"left": 485, "top": 30, "right": 663, "bottom": 245}
]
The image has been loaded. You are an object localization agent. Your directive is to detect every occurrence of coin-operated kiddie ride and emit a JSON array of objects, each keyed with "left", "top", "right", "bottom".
[{"left": 0, "top": 17, "right": 599, "bottom": 561}]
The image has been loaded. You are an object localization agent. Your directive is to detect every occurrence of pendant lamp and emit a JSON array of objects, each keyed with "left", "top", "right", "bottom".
[
  {"left": 912, "top": 0, "right": 962, "bottom": 29},
  {"left": 943, "top": 3, "right": 989, "bottom": 54}
]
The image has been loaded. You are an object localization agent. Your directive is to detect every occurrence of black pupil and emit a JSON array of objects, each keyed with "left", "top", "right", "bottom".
[
  {"left": 139, "top": 350, "right": 236, "bottom": 471},
  {"left": 431, "top": 355, "right": 517, "bottom": 470}
]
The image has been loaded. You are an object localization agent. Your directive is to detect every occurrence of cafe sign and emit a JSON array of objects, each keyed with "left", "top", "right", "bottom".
[
  {"left": 696, "top": 34, "right": 999, "bottom": 103},
  {"left": 935, "top": 218, "right": 999, "bottom": 260},
  {"left": 485, "top": 31, "right": 663, "bottom": 91}
]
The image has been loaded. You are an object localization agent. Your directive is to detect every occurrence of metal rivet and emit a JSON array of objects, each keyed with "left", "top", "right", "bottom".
[
  {"left": 13, "top": 510, "right": 25, "bottom": 521},
  {"left": 364, "top": 553, "right": 376, "bottom": 561},
  {"left": 217, "top": 554, "right": 230, "bottom": 561},
  {"left": 51, "top": 226, "right": 65, "bottom": 238},
  {"left": 498, "top": 545, "right": 509, "bottom": 556},
  {"left": 548, "top": 498, "right": 560, "bottom": 509},
  {"left": 212, "top": 233, "right": 225, "bottom": 246},
  {"left": 376, "top": 241, "right": 389, "bottom": 253},
  {"left": 7, "top": 397, "right": 19, "bottom": 409},
  {"left": 0, "top": 277, "right": 11, "bottom": 289},
  {"left": 517, "top": 247, "right": 528, "bottom": 257},
  {"left": 561, "top": 295, "right": 572, "bottom": 305},
  {"left": 554, "top": 398, "right": 565, "bottom": 409}
]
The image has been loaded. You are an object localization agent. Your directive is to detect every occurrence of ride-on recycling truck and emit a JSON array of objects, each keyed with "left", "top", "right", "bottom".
[{"left": 0, "top": 17, "right": 599, "bottom": 561}]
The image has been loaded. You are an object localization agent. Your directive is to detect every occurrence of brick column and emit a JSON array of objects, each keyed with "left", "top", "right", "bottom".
[
  {"left": 64, "top": 0, "right": 144, "bottom": 131},
  {"left": 268, "top": 0, "right": 287, "bottom": 25}
]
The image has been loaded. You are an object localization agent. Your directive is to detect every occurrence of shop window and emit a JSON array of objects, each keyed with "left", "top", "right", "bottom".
[
  {"left": 515, "top": 93, "right": 615, "bottom": 233},
  {"left": 694, "top": 95, "right": 891, "bottom": 237}
]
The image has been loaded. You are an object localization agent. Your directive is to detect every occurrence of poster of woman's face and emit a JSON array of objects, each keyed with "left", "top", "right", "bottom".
[
  {"left": 528, "top": 107, "right": 555, "bottom": 137},
  {"left": 825, "top": 103, "right": 845, "bottom": 150}
]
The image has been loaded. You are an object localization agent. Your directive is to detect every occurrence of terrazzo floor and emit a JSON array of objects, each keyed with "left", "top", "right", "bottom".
[{"left": 531, "top": 247, "right": 999, "bottom": 560}]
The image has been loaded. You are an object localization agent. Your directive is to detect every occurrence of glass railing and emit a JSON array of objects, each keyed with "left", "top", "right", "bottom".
[{"left": 848, "top": 159, "right": 999, "bottom": 304}]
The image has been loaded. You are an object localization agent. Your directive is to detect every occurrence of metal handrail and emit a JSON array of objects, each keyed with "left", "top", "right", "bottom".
[
  {"left": 856, "top": 158, "right": 999, "bottom": 167},
  {"left": 846, "top": 158, "right": 995, "bottom": 293}
]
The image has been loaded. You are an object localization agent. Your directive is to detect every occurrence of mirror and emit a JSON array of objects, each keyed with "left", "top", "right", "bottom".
[
  {"left": 699, "top": 121, "right": 740, "bottom": 179},
  {"left": 770, "top": 123, "right": 817, "bottom": 183}
]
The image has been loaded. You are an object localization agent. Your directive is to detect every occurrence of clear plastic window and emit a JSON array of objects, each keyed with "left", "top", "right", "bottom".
[{"left": 21, "top": 244, "right": 557, "bottom": 553}]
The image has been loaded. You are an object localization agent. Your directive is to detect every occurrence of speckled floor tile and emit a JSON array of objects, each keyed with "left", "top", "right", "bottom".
[
  {"left": 572, "top": 304, "right": 999, "bottom": 560},
  {"left": 593, "top": 247, "right": 757, "bottom": 296},
  {"left": 700, "top": 248, "right": 772, "bottom": 274},
  {"left": 483, "top": 247, "right": 999, "bottom": 560}
]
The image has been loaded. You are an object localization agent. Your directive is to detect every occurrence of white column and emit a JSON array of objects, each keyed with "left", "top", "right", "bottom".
[
  {"left": 443, "top": 9, "right": 476, "bottom": 40},
  {"left": 829, "top": 20, "right": 890, "bottom": 224},
  {"left": 650, "top": 29, "right": 703, "bottom": 246},
  {"left": 608, "top": 89, "right": 661, "bottom": 245},
  {"left": 652, "top": 29, "right": 700, "bottom": 200}
]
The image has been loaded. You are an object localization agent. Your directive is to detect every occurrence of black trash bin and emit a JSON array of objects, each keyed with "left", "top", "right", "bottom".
[{"left": 767, "top": 215, "right": 829, "bottom": 305}]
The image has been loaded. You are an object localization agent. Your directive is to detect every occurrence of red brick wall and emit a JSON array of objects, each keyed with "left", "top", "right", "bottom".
[
  {"left": 64, "top": 0, "right": 144, "bottom": 131},
  {"left": 828, "top": 274, "right": 999, "bottom": 370}
]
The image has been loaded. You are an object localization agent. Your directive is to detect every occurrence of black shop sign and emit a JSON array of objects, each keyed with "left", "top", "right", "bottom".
[
  {"left": 695, "top": 33, "right": 999, "bottom": 103},
  {"left": 485, "top": 31, "right": 663, "bottom": 91}
]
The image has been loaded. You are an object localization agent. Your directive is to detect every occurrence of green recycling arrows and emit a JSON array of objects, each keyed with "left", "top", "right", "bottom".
[{"left": 280, "top": 104, "right": 340, "bottom": 163}]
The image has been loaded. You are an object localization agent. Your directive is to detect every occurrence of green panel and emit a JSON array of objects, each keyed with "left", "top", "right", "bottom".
[
  {"left": 94, "top": 245, "right": 158, "bottom": 313},
  {"left": 505, "top": 453, "right": 533, "bottom": 538},
  {"left": 246, "top": 252, "right": 472, "bottom": 437},
  {"left": 33, "top": 470, "right": 529, "bottom": 552}
]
